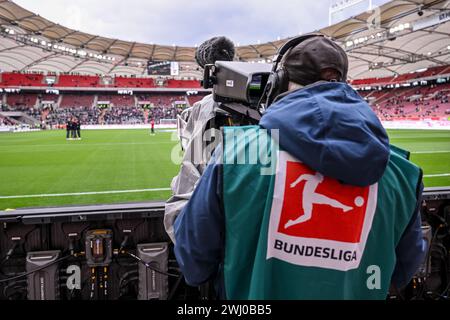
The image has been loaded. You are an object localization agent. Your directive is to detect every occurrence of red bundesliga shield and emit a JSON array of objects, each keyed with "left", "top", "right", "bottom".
[
  {"left": 278, "top": 161, "right": 370, "bottom": 243},
  {"left": 266, "top": 151, "right": 378, "bottom": 270}
]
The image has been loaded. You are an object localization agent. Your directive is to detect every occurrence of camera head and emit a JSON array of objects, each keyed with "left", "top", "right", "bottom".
[
  {"left": 201, "top": 34, "right": 347, "bottom": 123},
  {"left": 202, "top": 61, "right": 272, "bottom": 108}
]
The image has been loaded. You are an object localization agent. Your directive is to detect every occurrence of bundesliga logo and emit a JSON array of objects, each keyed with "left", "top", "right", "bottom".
[{"left": 266, "top": 151, "right": 378, "bottom": 271}]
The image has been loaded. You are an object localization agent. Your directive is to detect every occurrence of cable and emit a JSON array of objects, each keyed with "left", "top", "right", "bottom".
[
  {"left": 119, "top": 270, "right": 138, "bottom": 288},
  {"left": 169, "top": 267, "right": 181, "bottom": 272},
  {"left": 120, "top": 276, "right": 138, "bottom": 290},
  {"left": 123, "top": 251, "right": 180, "bottom": 278},
  {"left": 0, "top": 239, "right": 23, "bottom": 276},
  {"left": 115, "top": 219, "right": 146, "bottom": 249},
  {"left": 0, "top": 241, "right": 19, "bottom": 265},
  {"left": 119, "top": 234, "right": 130, "bottom": 253},
  {"left": 168, "top": 274, "right": 184, "bottom": 300},
  {"left": 1, "top": 227, "right": 39, "bottom": 275},
  {"left": 401, "top": 221, "right": 446, "bottom": 300},
  {"left": 438, "top": 278, "right": 450, "bottom": 299},
  {"left": 424, "top": 224, "right": 442, "bottom": 278},
  {"left": 0, "top": 255, "right": 71, "bottom": 284},
  {"left": 421, "top": 214, "right": 450, "bottom": 300},
  {"left": 61, "top": 224, "right": 90, "bottom": 255},
  {"left": 127, "top": 251, "right": 180, "bottom": 278},
  {"left": 61, "top": 223, "right": 90, "bottom": 237},
  {"left": 3, "top": 285, "right": 26, "bottom": 300},
  {"left": 2, "top": 279, "right": 26, "bottom": 298},
  {"left": 116, "top": 220, "right": 146, "bottom": 253}
]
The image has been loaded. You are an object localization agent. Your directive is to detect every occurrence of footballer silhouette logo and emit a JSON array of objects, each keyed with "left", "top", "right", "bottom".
[
  {"left": 278, "top": 161, "right": 371, "bottom": 243},
  {"left": 267, "top": 151, "right": 378, "bottom": 271},
  {"left": 285, "top": 171, "right": 358, "bottom": 228}
]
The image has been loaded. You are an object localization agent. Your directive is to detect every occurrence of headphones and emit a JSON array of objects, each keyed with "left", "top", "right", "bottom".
[{"left": 261, "top": 33, "right": 324, "bottom": 107}]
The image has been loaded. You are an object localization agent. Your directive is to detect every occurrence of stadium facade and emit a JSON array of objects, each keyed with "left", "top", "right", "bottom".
[
  {"left": 0, "top": 0, "right": 449, "bottom": 131},
  {"left": 0, "top": 0, "right": 449, "bottom": 79}
]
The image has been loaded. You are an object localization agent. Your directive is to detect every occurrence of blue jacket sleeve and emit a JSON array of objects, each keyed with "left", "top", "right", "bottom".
[
  {"left": 173, "top": 154, "right": 224, "bottom": 287},
  {"left": 391, "top": 182, "right": 426, "bottom": 288}
]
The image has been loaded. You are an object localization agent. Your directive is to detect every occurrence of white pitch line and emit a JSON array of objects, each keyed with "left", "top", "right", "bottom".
[
  {"left": 423, "top": 173, "right": 450, "bottom": 178},
  {"left": 0, "top": 188, "right": 171, "bottom": 199},
  {"left": 0, "top": 141, "right": 176, "bottom": 148},
  {"left": 412, "top": 151, "right": 450, "bottom": 154}
]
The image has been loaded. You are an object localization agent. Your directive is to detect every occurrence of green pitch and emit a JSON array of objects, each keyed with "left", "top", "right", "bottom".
[
  {"left": 0, "top": 130, "right": 180, "bottom": 210},
  {"left": 0, "top": 129, "right": 449, "bottom": 211},
  {"left": 387, "top": 129, "right": 450, "bottom": 188}
]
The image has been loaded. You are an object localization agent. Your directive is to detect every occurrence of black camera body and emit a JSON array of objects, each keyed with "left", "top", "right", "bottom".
[
  {"left": 202, "top": 61, "right": 271, "bottom": 124},
  {"left": 203, "top": 61, "right": 271, "bottom": 108}
]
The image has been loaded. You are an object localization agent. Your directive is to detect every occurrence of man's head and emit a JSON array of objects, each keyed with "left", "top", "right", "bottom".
[
  {"left": 195, "top": 36, "right": 235, "bottom": 69},
  {"left": 282, "top": 36, "right": 348, "bottom": 87},
  {"left": 264, "top": 35, "right": 349, "bottom": 106}
]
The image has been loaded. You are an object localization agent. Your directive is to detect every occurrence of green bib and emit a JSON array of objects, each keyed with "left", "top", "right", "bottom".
[{"left": 222, "top": 126, "right": 421, "bottom": 300}]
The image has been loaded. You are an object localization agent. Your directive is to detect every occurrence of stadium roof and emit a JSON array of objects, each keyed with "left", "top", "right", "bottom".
[{"left": 0, "top": 0, "right": 449, "bottom": 78}]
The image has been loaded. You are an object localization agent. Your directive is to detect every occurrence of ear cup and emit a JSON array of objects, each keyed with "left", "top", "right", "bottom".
[
  {"left": 277, "top": 67, "right": 289, "bottom": 95},
  {"left": 265, "top": 68, "right": 289, "bottom": 106},
  {"left": 264, "top": 71, "right": 280, "bottom": 106}
]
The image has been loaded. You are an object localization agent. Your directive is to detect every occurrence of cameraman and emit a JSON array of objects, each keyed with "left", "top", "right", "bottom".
[
  {"left": 164, "top": 36, "right": 235, "bottom": 242},
  {"left": 173, "top": 35, "right": 426, "bottom": 299}
]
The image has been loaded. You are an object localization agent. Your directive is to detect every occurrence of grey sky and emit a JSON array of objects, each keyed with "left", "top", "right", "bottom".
[{"left": 14, "top": 0, "right": 390, "bottom": 46}]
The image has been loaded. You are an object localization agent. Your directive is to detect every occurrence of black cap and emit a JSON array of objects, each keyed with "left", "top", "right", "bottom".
[
  {"left": 195, "top": 36, "right": 235, "bottom": 69},
  {"left": 282, "top": 36, "right": 348, "bottom": 86}
]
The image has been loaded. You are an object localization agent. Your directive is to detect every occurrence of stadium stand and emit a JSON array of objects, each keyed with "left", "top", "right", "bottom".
[
  {"left": 41, "top": 104, "right": 181, "bottom": 126},
  {"left": 57, "top": 74, "right": 101, "bottom": 87},
  {"left": 4, "top": 92, "right": 184, "bottom": 126},
  {"left": 363, "top": 82, "right": 450, "bottom": 120},
  {"left": 350, "top": 66, "right": 450, "bottom": 86},
  {"left": 167, "top": 79, "right": 201, "bottom": 88},
  {"left": 0, "top": 114, "right": 14, "bottom": 126},
  {"left": 186, "top": 94, "right": 206, "bottom": 105},
  {"left": 6, "top": 93, "right": 38, "bottom": 109},
  {"left": 98, "top": 94, "right": 136, "bottom": 107},
  {"left": 60, "top": 94, "right": 95, "bottom": 108},
  {"left": 39, "top": 94, "right": 59, "bottom": 102},
  {"left": 46, "top": 106, "right": 99, "bottom": 126},
  {"left": 0, "top": 72, "right": 44, "bottom": 86},
  {"left": 2, "top": 78, "right": 449, "bottom": 126},
  {"left": 113, "top": 76, "right": 155, "bottom": 88},
  {"left": 0, "top": 0, "right": 449, "bottom": 128},
  {"left": 102, "top": 106, "right": 147, "bottom": 125},
  {"left": 136, "top": 94, "right": 186, "bottom": 106},
  {"left": 0, "top": 72, "right": 202, "bottom": 89},
  {"left": 8, "top": 67, "right": 450, "bottom": 93}
]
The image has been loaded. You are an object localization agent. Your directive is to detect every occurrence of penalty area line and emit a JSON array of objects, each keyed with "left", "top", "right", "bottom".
[{"left": 0, "top": 188, "right": 171, "bottom": 199}]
